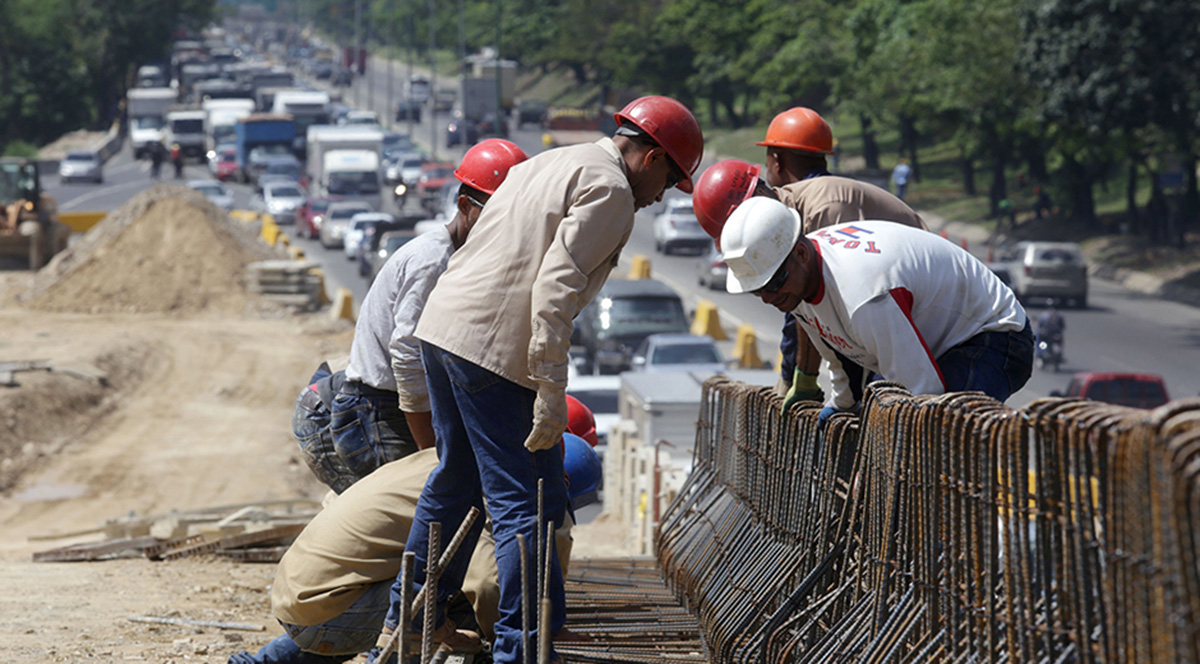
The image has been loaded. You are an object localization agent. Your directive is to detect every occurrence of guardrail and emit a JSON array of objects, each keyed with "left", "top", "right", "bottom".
[{"left": 657, "top": 378, "right": 1200, "bottom": 663}]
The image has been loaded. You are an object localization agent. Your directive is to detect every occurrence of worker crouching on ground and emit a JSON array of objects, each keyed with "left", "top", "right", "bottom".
[
  {"left": 384, "top": 96, "right": 703, "bottom": 664},
  {"left": 294, "top": 139, "right": 529, "bottom": 494},
  {"left": 721, "top": 197, "right": 1033, "bottom": 423},
  {"left": 226, "top": 430, "right": 603, "bottom": 664},
  {"left": 693, "top": 107, "right": 926, "bottom": 412}
]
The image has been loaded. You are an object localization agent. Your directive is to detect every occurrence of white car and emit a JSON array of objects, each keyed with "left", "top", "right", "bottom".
[
  {"left": 187, "top": 179, "right": 234, "bottom": 211},
  {"left": 58, "top": 150, "right": 103, "bottom": 184},
  {"left": 344, "top": 212, "right": 396, "bottom": 260},
  {"left": 653, "top": 197, "right": 711, "bottom": 255},
  {"left": 254, "top": 181, "right": 307, "bottom": 225},
  {"left": 631, "top": 333, "right": 727, "bottom": 374},
  {"left": 340, "top": 110, "right": 381, "bottom": 127},
  {"left": 565, "top": 373, "right": 621, "bottom": 451},
  {"left": 320, "top": 201, "right": 373, "bottom": 249}
]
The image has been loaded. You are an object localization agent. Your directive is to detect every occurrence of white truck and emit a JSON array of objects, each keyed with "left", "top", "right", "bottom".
[
  {"left": 202, "top": 98, "right": 256, "bottom": 153},
  {"left": 165, "top": 108, "right": 209, "bottom": 161},
  {"left": 127, "top": 88, "right": 177, "bottom": 159},
  {"left": 306, "top": 125, "right": 385, "bottom": 211},
  {"left": 272, "top": 90, "right": 332, "bottom": 157}
]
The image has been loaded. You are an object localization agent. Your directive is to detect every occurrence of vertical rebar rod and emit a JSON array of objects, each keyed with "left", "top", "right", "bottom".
[{"left": 422, "top": 522, "right": 441, "bottom": 664}]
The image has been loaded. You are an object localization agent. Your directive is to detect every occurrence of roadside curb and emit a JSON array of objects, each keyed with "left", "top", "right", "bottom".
[{"left": 1090, "top": 262, "right": 1200, "bottom": 310}]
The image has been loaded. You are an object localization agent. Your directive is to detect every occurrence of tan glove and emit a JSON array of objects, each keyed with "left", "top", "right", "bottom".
[{"left": 524, "top": 383, "right": 568, "bottom": 452}]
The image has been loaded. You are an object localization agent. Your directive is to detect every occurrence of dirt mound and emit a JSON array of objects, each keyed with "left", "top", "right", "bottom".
[{"left": 24, "top": 185, "right": 282, "bottom": 315}]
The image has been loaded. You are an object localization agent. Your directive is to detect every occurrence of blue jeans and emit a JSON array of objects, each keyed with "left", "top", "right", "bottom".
[
  {"left": 388, "top": 342, "right": 567, "bottom": 664},
  {"left": 293, "top": 368, "right": 356, "bottom": 494},
  {"left": 328, "top": 382, "right": 418, "bottom": 487},
  {"left": 937, "top": 320, "right": 1034, "bottom": 402},
  {"left": 227, "top": 581, "right": 391, "bottom": 663}
]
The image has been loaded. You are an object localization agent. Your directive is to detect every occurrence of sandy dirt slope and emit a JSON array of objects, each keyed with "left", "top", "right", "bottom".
[{"left": 0, "top": 306, "right": 348, "bottom": 663}]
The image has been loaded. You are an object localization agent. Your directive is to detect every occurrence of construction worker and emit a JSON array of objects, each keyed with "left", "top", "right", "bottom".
[
  {"left": 693, "top": 107, "right": 926, "bottom": 411},
  {"left": 383, "top": 95, "right": 703, "bottom": 664},
  {"left": 226, "top": 432, "right": 602, "bottom": 664},
  {"left": 720, "top": 197, "right": 1033, "bottom": 419},
  {"left": 296, "top": 139, "right": 529, "bottom": 494}
]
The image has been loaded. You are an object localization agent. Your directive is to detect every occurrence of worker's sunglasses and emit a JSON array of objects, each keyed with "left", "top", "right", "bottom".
[
  {"left": 665, "top": 159, "right": 686, "bottom": 190},
  {"left": 464, "top": 194, "right": 485, "bottom": 209},
  {"left": 751, "top": 261, "right": 790, "bottom": 295}
]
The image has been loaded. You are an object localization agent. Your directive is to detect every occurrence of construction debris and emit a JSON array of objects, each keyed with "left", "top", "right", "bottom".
[
  {"left": 245, "top": 260, "right": 326, "bottom": 311},
  {"left": 127, "top": 615, "right": 265, "bottom": 632}
]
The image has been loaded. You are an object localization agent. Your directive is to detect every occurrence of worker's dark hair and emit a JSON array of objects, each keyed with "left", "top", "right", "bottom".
[
  {"left": 614, "top": 123, "right": 662, "bottom": 150},
  {"left": 778, "top": 148, "right": 828, "bottom": 174},
  {"left": 457, "top": 183, "right": 489, "bottom": 203}
]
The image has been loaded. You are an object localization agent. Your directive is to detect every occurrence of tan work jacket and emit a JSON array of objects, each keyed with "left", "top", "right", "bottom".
[
  {"left": 776, "top": 176, "right": 926, "bottom": 233},
  {"left": 416, "top": 138, "right": 635, "bottom": 392}
]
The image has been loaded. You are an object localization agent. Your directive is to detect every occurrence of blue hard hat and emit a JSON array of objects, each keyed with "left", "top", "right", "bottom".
[{"left": 563, "top": 433, "right": 602, "bottom": 510}]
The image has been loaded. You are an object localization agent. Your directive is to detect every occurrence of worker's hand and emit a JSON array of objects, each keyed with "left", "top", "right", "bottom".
[
  {"left": 817, "top": 402, "right": 860, "bottom": 431},
  {"left": 781, "top": 368, "right": 824, "bottom": 414},
  {"left": 525, "top": 384, "right": 568, "bottom": 452}
]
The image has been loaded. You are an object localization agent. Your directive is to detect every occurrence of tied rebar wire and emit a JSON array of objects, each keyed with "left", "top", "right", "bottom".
[{"left": 655, "top": 376, "right": 1200, "bottom": 663}]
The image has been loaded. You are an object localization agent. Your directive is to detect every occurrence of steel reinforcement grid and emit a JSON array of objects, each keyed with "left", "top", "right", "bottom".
[{"left": 656, "top": 377, "right": 1200, "bottom": 663}]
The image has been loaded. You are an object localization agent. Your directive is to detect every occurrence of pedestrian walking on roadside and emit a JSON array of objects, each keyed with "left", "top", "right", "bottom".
[
  {"left": 149, "top": 141, "right": 164, "bottom": 180},
  {"left": 720, "top": 197, "right": 1033, "bottom": 421},
  {"left": 892, "top": 157, "right": 912, "bottom": 201},
  {"left": 170, "top": 143, "right": 184, "bottom": 179},
  {"left": 380, "top": 96, "right": 703, "bottom": 664},
  {"left": 693, "top": 107, "right": 925, "bottom": 410},
  {"left": 294, "top": 139, "right": 529, "bottom": 494}
]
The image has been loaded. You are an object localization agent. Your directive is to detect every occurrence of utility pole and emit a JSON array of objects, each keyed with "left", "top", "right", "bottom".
[
  {"left": 353, "top": 0, "right": 362, "bottom": 108},
  {"left": 495, "top": 0, "right": 502, "bottom": 131},
  {"left": 428, "top": 0, "right": 437, "bottom": 160},
  {"left": 458, "top": 0, "right": 466, "bottom": 76},
  {"left": 387, "top": 5, "right": 395, "bottom": 130},
  {"left": 406, "top": 13, "right": 414, "bottom": 138},
  {"left": 366, "top": 18, "right": 374, "bottom": 117}
]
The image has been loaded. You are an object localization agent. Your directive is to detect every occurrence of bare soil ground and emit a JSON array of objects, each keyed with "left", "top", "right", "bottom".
[{"left": 0, "top": 190, "right": 635, "bottom": 663}]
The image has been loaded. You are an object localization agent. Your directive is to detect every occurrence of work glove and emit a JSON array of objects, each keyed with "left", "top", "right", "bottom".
[
  {"left": 817, "top": 402, "right": 861, "bottom": 431},
  {"left": 525, "top": 383, "right": 568, "bottom": 452},
  {"left": 782, "top": 368, "right": 825, "bottom": 414}
]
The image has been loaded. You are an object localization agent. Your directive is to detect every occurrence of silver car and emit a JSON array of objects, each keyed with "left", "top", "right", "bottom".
[
  {"left": 254, "top": 181, "right": 307, "bottom": 225},
  {"left": 631, "top": 333, "right": 728, "bottom": 374},
  {"left": 188, "top": 179, "right": 234, "bottom": 211},
  {"left": 1005, "top": 241, "right": 1089, "bottom": 308},
  {"left": 320, "top": 201, "right": 373, "bottom": 249},
  {"left": 58, "top": 150, "right": 103, "bottom": 184},
  {"left": 695, "top": 244, "right": 729, "bottom": 291},
  {"left": 653, "top": 198, "right": 711, "bottom": 255}
]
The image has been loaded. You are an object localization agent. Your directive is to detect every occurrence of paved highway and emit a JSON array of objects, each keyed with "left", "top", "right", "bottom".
[{"left": 39, "top": 65, "right": 1200, "bottom": 410}]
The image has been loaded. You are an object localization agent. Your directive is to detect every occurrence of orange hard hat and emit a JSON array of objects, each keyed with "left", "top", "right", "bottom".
[
  {"left": 614, "top": 95, "right": 703, "bottom": 194},
  {"left": 565, "top": 395, "right": 599, "bottom": 447},
  {"left": 757, "top": 107, "right": 833, "bottom": 154},
  {"left": 694, "top": 159, "right": 761, "bottom": 248},
  {"left": 454, "top": 138, "right": 529, "bottom": 195}
]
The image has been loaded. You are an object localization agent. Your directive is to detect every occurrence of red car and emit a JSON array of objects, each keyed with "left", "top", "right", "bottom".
[
  {"left": 1054, "top": 372, "right": 1169, "bottom": 409},
  {"left": 296, "top": 196, "right": 344, "bottom": 240},
  {"left": 417, "top": 162, "right": 455, "bottom": 212},
  {"left": 214, "top": 148, "right": 239, "bottom": 182}
]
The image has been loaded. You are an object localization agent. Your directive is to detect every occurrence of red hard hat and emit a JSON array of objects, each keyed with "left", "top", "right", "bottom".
[
  {"left": 614, "top": 96, "right": 703, "bottom": 194},
  {"left": 694, "top": 159, "right": 761, "bottom": 248},
  {"left": 757, "top": 107, "right": 833, "bottom": 155},
  {"left": 565, "top": 395, "right": 599, "bottom": 448},
  {"left": 454, "top": 138, "right": 529, "bottom": 195}
]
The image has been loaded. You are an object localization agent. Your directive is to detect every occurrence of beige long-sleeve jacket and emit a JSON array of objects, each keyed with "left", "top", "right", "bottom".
[{"left": 415, "top": 138, "right": 635, "bottom": 391}]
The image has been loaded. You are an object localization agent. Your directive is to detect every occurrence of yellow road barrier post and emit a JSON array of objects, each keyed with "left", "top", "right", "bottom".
[
  {"left": 330, "top": 288, "right": 355, "bottom": 322},
  {"left": 690, "top": 300, "right": 728, "bottom": 341},
  {"left": 628, "top": 254, "right": 651, "bottom": 280},
  {"left": 731, "top": 323, "right": 763, "bottom": 369}
]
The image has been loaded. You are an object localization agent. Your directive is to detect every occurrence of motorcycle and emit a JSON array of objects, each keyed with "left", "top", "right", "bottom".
[{"left": 1035, "top": 335, "right": 1064, "bottom": 372}]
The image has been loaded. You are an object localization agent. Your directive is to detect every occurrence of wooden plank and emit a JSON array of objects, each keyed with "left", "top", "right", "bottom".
[{"left": 33, "top": 536, "right": 160, "bottom": 562}]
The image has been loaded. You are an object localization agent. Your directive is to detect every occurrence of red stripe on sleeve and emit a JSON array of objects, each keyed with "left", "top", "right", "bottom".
[{"left": 888, "top": 287, "right": 945, "bottom": 390}]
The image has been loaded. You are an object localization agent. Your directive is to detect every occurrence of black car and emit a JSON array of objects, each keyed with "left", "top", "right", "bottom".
[
  {"left": 515, "top": 99, "right": 548, "bottom": 128},
  {"left": 395, "top": 99, "right": 422, "bottom": 123},
  {"left": 574, "top": 278, "right": 690, "bottom": 374}
]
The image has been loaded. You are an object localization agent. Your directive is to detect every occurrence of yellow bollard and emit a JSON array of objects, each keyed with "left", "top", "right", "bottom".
[
  {"left": 310, "top": 268, "right": 331, "bottom": 305},
  {"left": 278, "top": 233, "right": 291, "bottom": 248},
  {"left": 731, "top": 323, "right": 763, "bottom": 369},
  {"left": 690, "top": 299, "right": 728, "bottom": 341},
  {"left": 628, "top": 254, "right": 651, "bottom": 280},
  {"left": 330, "top": 288, "right": 355, "bottom": 322}
]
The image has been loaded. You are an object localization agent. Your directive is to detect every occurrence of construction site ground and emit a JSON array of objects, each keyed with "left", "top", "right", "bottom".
[{"left": 0, "top": 188, "right": 638, "bottom": 663}]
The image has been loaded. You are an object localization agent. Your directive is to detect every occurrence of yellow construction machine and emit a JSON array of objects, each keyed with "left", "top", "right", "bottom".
[{"left": 0, "top": 157, "right": 70, "bottom": 269}]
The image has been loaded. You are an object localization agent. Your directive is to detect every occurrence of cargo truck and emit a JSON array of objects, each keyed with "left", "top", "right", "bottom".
[
  {"left": 271, "top": 90, "right": 332, "bottom": 158},
  {"left": 127, "top": 88, "right": 177, "bottom": 159},
  {"left": 234, "top": 114, "right": 296, "bottom": 183},
  {"left": 202, "top": 98, "right": 256, "bottom": 153},
  {"left": 165, "top": 108, "right": 209, "bottom": 160},
  {"left": 306, "top": 125, "right": 384, "bottom": 211}
]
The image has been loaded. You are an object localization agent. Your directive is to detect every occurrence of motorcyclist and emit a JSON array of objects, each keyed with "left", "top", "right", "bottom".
[{"left": 1036, "top": 303, "right": 1066, "bottom": 361}]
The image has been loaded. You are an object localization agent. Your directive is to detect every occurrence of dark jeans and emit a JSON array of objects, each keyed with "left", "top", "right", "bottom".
[
  {"left": 827, "top": 320, "right": 1034, "bottom": 404},
  {"left": 936, "top": 320, "right": 1034, "bottom": 402},
  {"left": 388, "top": 342, "right": 567, "bottom": 664},
  {"left": 329, "top": 381, "right": 418, "bottom": 484},
  {"left": 293, "top": 367, "right": 356, "bottom": 494}
]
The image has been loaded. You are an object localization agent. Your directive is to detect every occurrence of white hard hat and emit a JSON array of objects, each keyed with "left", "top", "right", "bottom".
[{"left": 721, "top": 197, "right": 802, "bottom": 293}]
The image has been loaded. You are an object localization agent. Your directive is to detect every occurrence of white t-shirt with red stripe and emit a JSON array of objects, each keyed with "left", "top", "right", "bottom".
[{"left": 791, "top": 221, "right": 1026, "bottom": 410}]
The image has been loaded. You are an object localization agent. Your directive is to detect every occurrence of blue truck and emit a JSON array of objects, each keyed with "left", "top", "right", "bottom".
[{"left": 234, "top": 114, "right": 296, "bottom": 184}]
